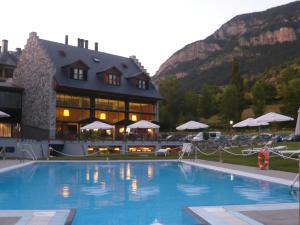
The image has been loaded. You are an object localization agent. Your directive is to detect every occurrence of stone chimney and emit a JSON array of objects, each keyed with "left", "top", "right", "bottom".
[
  {"left": 16, "top": 48, "right": 22, "bottom": 54},
  {"left": 2, "top": 40, "right": 8, "bottom": 54},
  {"left": 65, "top": 35, "right": 68, "bottom": 45},
  {"left": 95, "top": 42, "right": 98, "bottom": 51},
  {"left": 84, "top": 40, "right": 88, "bottom": 49}
]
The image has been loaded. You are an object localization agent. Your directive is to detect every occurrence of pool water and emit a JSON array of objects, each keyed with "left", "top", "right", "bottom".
[{"left": 0, "top": 162, "right": 297, "bottom": 225}]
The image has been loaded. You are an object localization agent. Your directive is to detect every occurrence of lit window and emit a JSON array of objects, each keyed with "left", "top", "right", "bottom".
[
  {"left": 131, "top": 114, "right": 137, "bottom": 121},
  {"left": 100, "top": 113, "right": 106, "bottom": 120},
  {"left": 63, "top": 109, "right": 70, "bottom": 117}
]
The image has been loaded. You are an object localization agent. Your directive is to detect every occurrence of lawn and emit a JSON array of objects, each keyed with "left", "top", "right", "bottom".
[{"left": 48, "top": 141, "right": 300, "bottom": 173}]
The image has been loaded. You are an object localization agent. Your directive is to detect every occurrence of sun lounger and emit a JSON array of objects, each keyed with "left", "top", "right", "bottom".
[
  {"left": 156, "top": 148, "right": 170, "bottom": 156},
  {"left": 278, "top": 150, "right": 300, "bottom": 155},
  {"left": 241, "top": 145, "right": 287, "bottom": 155}
]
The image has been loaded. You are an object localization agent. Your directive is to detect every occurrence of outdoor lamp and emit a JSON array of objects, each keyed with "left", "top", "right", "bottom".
[{"left": 229, "top": 120, "right": 233, "bottom": 125}]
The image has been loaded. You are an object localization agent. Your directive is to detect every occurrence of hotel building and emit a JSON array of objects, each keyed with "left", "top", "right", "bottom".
[{"left": 9, "top": 32, "right": 161, "bottom": 140}]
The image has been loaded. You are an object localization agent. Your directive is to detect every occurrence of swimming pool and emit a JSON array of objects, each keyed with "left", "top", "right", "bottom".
[{"left": 0, "top": 161, "right": 297, "bottom": 225}]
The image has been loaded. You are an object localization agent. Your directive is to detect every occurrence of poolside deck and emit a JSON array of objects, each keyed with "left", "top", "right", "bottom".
[
  {"left": 184, "top": 159, "right": 299, "bottom": 225},
  {"left": 188, "top": 203, "right": 298, "bottom": 225}
]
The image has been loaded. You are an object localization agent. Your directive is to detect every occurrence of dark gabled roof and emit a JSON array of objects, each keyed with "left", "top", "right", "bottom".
[
  {"left": 96, "top": 65, "right": 122, "bottom": 75},
  {"left": 39, "top": 39, "right": 162, "bottom": 100},
  {"left": 126, "top": 71, "right": 150, "bottom": 79},
  {"left": 62, "top": 60, "right": 90, "bottom": 69},
  {"left": 0, "top": 51, "right": 20, "bottom": 67}
]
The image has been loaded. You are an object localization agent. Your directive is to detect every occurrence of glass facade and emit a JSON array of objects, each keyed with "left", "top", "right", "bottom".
[
  {"left": 0, "top": 123, "right": 11, "bottom": 137},
  {"left": 129, "top": 102, "right": 154, "bottom": 113},
  {"left": 95, "top": 98, "right": 125, "bottom": 111},
  {"left": 56, "top": 94, "right": 90, "bottom": 108},
  {"left": 129, "top": 113, "right": 155, "bottom": 121},
  {"left": 95, "top": 110, "right": 125, "bottom": 124},
  {"left": 55, "top": 93, "right": 157, "bottom": 140},
  {"left": 56, "top": 107, "right": 90, "bottom": 122}
]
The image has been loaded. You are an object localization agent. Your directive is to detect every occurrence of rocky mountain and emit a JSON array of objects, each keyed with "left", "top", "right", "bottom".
[{"left": 153, "top": 1, "right": 300, "bottom": 90}]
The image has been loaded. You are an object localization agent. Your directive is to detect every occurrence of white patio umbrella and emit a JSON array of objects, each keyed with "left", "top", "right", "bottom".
[
  {"left": 295, "top": 108, "right": 300, "bottom": 136},
  {"left": 176, "top": 120, "right": 209, "bottom": 131},
  {"left": 0, "top": 110, "right": 10, "bottom": 118},
  {"left": 256, "top": 112, "right": 294, "bottom": 123},
  {"left": 80, "top": 121, "right": 114, "bottom": 130},
  {"left": 127, "top": 120, "right": 160, "bottom": 129},
  {"left": 233, "top": 118, "right": 269, "bottom": 128}
]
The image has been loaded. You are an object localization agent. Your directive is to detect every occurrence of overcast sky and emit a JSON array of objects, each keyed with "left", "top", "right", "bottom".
[{"left": 1, "top": 0, "right": 296, "bottom": 75}]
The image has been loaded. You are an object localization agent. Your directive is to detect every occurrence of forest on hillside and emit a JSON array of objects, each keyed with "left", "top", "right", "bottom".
[{"left": 158, "top": 57, "right": 300, "bottom": 131}]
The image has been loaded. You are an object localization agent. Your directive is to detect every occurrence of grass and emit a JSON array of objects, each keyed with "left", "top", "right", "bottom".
[{"left": 47, "top": 142, "right": 300, "bottom": 173}]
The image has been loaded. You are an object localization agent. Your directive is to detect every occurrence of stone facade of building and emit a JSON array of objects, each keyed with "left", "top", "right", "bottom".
[{"left": 13, "top": 32, "right": 56, "bottom": 139}]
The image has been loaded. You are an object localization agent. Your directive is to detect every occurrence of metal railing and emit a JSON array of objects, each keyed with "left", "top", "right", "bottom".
[{"left": 18, "top": 143, "right": 37, "bottom": 160}]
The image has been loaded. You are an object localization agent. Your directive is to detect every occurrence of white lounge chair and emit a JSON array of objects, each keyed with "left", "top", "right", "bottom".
[
  {"left": 156, "top": 148, "right": 170, "bottom": 156},
  {"left": 278, "top": 150, "right": 300, "bottom": 155}
]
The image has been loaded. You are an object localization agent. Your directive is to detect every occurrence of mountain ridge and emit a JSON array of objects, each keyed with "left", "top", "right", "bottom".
[{"left": 153, "top": 1, "right": 300, "bottom": 90}]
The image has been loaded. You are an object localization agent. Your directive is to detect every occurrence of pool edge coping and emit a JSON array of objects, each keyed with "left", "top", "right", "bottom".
[
  {"left": 182, "top": 160, "right": 299, "bottom": 187},
  {"left": 0, "top": 161, "right": 35, "bottom": 174}
]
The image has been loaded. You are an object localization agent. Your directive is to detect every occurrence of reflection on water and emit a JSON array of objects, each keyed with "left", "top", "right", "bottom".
[
  {"left": 234, "top": 186, "right": 272, "bottom": 201},
  {"left": 133, "top": 186, "right": 159, "bottom": 200},
  {"left": 120, "top": 164, "right": 125, "bottom": 180},
  {"left": 93, "top": 167, "right": 99, "bottom": 184},
  {"left": 131, "top": 179, "right": 137, "bottom": 193},
  {"left": 230, "top": 174, "right": 234, "bottom": 181},
  {"left": 126, "top": 163, "right": 131, "bottom": 180},
  {"left": 86, "top": 169, "right": 90, "bottom": 182},
  {"left": 148, "top": 164, "right": 154, "bottom": 179},
  {"left": 177, "top": 184, "right": 208, "bottom": 196},
  {"left": 62, "top": 185, "right": 70, "bottom": 198},
  {"left": 81, "top": 185, "right": 109, "bottom": 196},
  {"left": 150, "top": 218, "right": 163, "bottom": 225}
]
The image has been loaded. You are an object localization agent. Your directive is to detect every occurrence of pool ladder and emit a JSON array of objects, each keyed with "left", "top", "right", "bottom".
[
  {"left": 290, "top": 174, "right": 299, "bottom": 194},
  {"left": 18, "top": 143, "right": 37, "bottom": 160}
]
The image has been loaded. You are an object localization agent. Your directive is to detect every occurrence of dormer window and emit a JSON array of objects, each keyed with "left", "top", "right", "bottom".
[
  {"left": 137, "top": 80, "right": 147, "bottom": 89},
  {"left": 71, "top": 68, "right": 87, "bottom": 80},
  {"left": 104, "top": 73, "right": 120, "bottom": 86}
]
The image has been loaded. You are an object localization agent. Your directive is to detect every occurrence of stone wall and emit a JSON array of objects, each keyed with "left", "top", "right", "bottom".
[{"left": 13, "top": 32, "right": 56, "bottom": 140}]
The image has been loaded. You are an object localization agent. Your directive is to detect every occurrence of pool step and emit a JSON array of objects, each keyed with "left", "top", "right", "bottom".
[
  {"left": 0, "top": 209, "right": 75, "bottom": 225},
  {"left": 188, "top": 203, "right": 298, "bottom": 225}
]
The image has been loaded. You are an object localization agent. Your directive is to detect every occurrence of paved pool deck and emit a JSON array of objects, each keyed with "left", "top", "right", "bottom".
[
  {"left": 183, "top": 159, "right": 299, "bottom": 225},
  {"left": 183, "top": 159, "right": 299, "bottom": 187},
  {"left": 0, "top": 160, "right": 29, "bottom": 170}
]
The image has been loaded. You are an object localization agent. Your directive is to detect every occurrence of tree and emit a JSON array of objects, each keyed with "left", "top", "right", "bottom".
[
  {"left": 252, "top": 80, "right": 266, "bottom": 117},
  {"left": 198, "top": 85, "right": 220, "bottom": 118},
  {"left": 230, "top": 59, "right": 244, "bottom": 97},
  {"left": 158, "top": 77, "right": 185, "bottom": 130},
  {"left": 281, "top": 78, "right": 300, "bottom": 118},
  {"left": 220, "top": 85, "right": 241, "bottom": 123},
  {"left": 229, "top": 59, "right": 244, "bottom": 113},
  {"left": 182, "top": 91, "right": 199, "bottom": 121}
]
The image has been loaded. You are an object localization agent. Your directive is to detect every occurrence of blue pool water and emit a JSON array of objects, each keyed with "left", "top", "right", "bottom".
[{"left": 0, "top": 161, "right": 297, "bottom": 225}]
